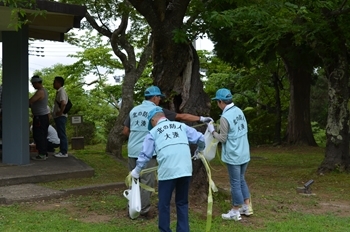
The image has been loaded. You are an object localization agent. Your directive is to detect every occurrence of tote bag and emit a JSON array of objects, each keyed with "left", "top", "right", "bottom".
[{"left": 123, "top": 177, "right": 141, "bottom": 219}]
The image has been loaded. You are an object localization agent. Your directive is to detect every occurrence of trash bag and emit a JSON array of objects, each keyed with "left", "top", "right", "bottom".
[
  {"left": 123, "top": 177, "right": 141, "bottom": 219},
  {"left": 203, "top": 127, "right": 219, "bottom": 162}
]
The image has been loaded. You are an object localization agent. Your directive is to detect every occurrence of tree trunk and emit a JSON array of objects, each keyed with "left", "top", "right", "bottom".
[
  {"left": 106, "top": 70, "right": 138, "bottom": 159},
  {"left": 277, "top": 36, "right": 318, "bottom": 146},
  {"left": 94, "top": 3, "right": 153, "bottom": 159},
  {"left": 281, "top": 57, "right": 317, "bottom": 146},
  {"left": 152, "top": 30, "right": 211, "bottom": 199},
  {"left": 272, "top": 72, "right": 282, "bottom": 145},
  {"left": 318, "top": 50, "right": 350, "bottom": 173},
  {"left": 129, "top": 0, "right": 211, "bottom": 200},
  {"left": 105, "top": 33, "right": 153, "bottom": 159},
  {"left": 280, "top": 47, "right": 317, "bottom": 146}
]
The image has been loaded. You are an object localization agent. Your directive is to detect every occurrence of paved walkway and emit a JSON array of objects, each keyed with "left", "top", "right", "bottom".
[{"left": 0, "top": 153, "right": 124, "bottom": 204}]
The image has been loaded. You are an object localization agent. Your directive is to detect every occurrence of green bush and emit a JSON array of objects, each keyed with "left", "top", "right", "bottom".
[
  {"left": 311, "top": 121, "right": 326, "bottom": 147},
  {"left": 244, "top": 107, "right": 280, "bottom": 145},
  {"left": 66, "top": 120, "right": 96, "bottom": 145}
]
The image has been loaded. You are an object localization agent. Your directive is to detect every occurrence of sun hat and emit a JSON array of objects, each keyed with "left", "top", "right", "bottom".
[
  {"left": 147, "top": 106, "right": 164, "bottom": 130},
  {"left": 31, "top": 75, "right": 42, "bottom": 83},
  {"left": 211, "top": 88, "right": 233, "bottom": 101},
  {"left": 144, "top": 86, "right": 165, "bottom": 97}
]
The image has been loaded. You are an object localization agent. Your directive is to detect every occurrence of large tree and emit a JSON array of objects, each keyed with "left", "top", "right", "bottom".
[
  {"left": 277, "top": 39, "right": 318, "bottom": 146},
  {"left": 207, "top": 0, "right": 350, "bottom": 172},
  {"left": 206, "top": 0, "right": 318, "bottom": 146},
  {"left": 127, "top": 0, "right": 211, "bottom": 194},
  {"left": 312, "top": 2, "right": 350, "bottom": 172},
  {"left": 77, "top": 0, "right": 153, "bottom": 158}
]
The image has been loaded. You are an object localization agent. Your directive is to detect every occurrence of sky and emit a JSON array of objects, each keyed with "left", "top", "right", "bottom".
[{"left": 0, "top": 29, "right": 214, "bottom": 91}]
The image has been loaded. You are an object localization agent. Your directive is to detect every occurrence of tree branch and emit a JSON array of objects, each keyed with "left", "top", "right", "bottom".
[
  {"left": 165, "top": 0, "right": 191, "bottom": 26},
  {"left": 136, "top": 34, "right": 153, "bottom": 75},
  {"left": 184, "top": 0, "right": 214, "bottom": 39},
  {"left": 86, "top": 80, "right": 99, "bottom": 86},
  {"left": 330, "top": 7, "right": 350, "bottom": 16},
  {"left": 93, "top": 0, "right": 112, "bottom": 34},
  {"left": 185, "top": 0, "right": 213, "bottom": 27},
  {"left": 93, "top": 63, "right": 104, "bottom": 84},
  {"left": 84, "top": 11, "right": 112, "bottom": 38},
  {"left": 329, "top": 0, "right": 350, "bottom": 16},
  {"left": 128, "top": 0, "right": 159, "bottom": 27},
  {"left": 110, "top": 2, "right": 134, "bottom": 71},
  {"left": 339, "top": 0, "right": 348, "bottom": 11}
]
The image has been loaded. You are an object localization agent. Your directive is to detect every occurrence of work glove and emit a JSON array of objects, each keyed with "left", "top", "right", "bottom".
[
  {"left": 207, "top": 122, "right": 215, "bottom": 133},
  {"left": 192, "top": 149, "right": 200, "bottom": 160},
  {"left": 200, "top": 116, "right": 213, "bottom": 123},
  {"left": 130, "top": 169, "right": 140, "bottom": 179}
]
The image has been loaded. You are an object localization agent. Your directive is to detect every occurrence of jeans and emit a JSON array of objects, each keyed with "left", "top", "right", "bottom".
[
  {"left": 226, "top": 162, "right": 250, "bottom": 206},
  {"left": 32, "top": 115, "right": 49, "bottom": 155},
  {"left": 54, "top": 116, "right": 68, "bottom": 154},
  {"left": 158, "top": 176, "right": 191, "bottom": 232}
]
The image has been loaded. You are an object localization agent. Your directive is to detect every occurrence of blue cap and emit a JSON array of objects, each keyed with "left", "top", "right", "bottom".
[
  {"left": 144, "top": 86, "right": 165, "bottom": 97},
  {"left": 211, "top": 88, "right": 233, "bottom": 100},
  {"left": 148, "top": 106, "right": 164, "bottom": 130}
]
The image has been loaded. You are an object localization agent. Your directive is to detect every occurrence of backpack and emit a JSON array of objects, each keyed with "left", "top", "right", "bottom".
[{"left": 56, "top": 98, "right": 72, "bottom": 114}]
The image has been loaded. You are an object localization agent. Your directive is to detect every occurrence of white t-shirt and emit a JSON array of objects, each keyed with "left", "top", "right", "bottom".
[
  {"left": 47, "top": 125, "right": 60, "bottom": 144},
  {"left": 53, "top": 87, "right": 68, "bottom": 118},
  {"left": 30, "top": 125, "right": 60, "bottom": 144}
]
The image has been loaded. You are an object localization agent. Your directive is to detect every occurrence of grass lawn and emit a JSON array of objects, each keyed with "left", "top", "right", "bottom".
[{"left": 0, "top": 144, "right": 349, "bottom": 231}]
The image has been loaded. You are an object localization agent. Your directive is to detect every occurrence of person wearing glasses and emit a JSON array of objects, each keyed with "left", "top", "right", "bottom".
[{"left": 123, "top": 85, "right": 212, "bottom": 219}]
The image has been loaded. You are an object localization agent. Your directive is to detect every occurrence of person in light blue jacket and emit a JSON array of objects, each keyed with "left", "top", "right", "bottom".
[
  {"left": 131, "top": 106, "right": 205, "bottom": 232},
  {"left": 207, "top": 88, "right": 253, "bottom": 221},
  {"left": 123, "top": 85, "right": 212, "bottom": 218}
]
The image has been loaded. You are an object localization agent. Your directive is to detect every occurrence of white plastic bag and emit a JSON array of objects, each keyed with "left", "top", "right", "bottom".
[
  {"left": 203, "top": 127, "right": 219, "bottom": 162},
  {"left": 123, "top": 177, "right": 141, "bottom": 219}
]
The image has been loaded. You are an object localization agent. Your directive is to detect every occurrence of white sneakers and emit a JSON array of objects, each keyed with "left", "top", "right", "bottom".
[
  {"left": 239, "top": 203, "right": 254, "bottom": 216},
  {"left": 221, "top": 209, "right": 242, "bottom": 221},
  {"left": 54, "top": 152, "right": 68, "bottom": 158},
  {"left": 222, "top": 204, "right": 253, "bottom": 221}
]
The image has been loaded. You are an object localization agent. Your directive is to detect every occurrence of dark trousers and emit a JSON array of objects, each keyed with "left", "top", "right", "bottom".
[
  {"left": 47, "top": 140, "right": 60, "bottom": 152},
  {"left": 158, "top": 176, "right": 191, "bottom": 232},
  {"left": 32, "top": 114, "right": 49, "bottom": 155}
]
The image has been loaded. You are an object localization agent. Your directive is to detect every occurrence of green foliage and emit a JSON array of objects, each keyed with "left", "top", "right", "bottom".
[
  {"left": 65, "top": 33, "right": 122, "bottom": 87},
  {"left": 72, "top": 120, "right": 96, "bottom": 144},
  {"left": 205, "top": 0, "right": 350, "bottom": 67},
  {"left": 200, "top": 50, "right": 290, "bottom": 144},
  {"left": 2, "top": 0, "right": 41, "bottom": 29},
  {"left": 63, "top": 0, "right": 151, "bottom": 50},
  {"left": 310, "top": 70, "right": 328, "bottom": 128},
  {"left": 244, "top": 107, "right": 279, "bottom": 145},
  {"left": 172, "top": 28, "right": 190, "bottom": 44},
  {"left": 311, "top": 121, "right": 326, "bottom": 147},
  {"left": 132, "top": 70, "right": 154, "bottom": 105},
  {"left": 32, "top": 63, "right": 119, "bottom": 145}
]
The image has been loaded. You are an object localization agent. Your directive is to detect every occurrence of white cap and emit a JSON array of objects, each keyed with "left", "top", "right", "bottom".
[{"left": 31, "top": 76, "right": 42, "bottom": 83}]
